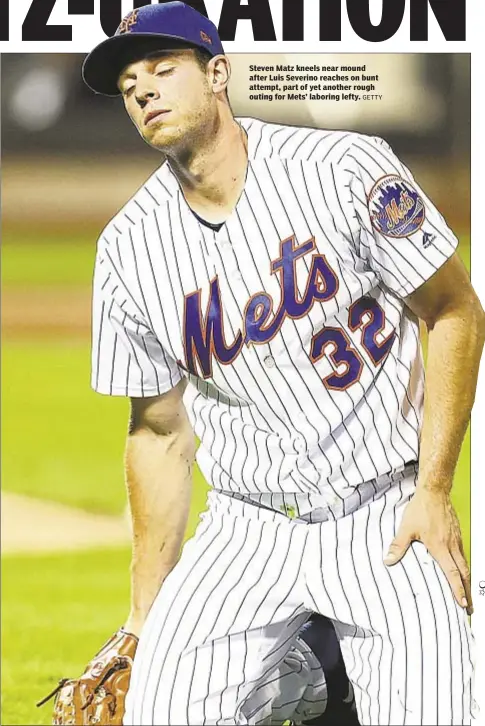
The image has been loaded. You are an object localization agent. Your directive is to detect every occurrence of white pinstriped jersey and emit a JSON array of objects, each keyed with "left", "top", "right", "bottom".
[{"left": 91, "top": 117, "right": 458, "bottom": 515}]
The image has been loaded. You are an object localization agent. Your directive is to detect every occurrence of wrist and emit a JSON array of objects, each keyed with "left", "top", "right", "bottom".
[
  {"left": 416, "top": 463, "right": 454, "bottom": 495},
  {"left": 124, "top": 610, "right": 148, "bottom": 638},
  {"left": 415, "top": 478, "right": 453, "bottom": 497}
]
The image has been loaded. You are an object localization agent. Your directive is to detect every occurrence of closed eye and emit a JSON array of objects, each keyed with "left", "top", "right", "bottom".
[{"left": 155, "top": 67, "right": 175, "bottom": 77}]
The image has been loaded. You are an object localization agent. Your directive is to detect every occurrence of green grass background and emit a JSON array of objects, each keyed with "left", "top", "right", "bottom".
[{"left": 1, "top": 237, "right": 472, "bottom": 726}]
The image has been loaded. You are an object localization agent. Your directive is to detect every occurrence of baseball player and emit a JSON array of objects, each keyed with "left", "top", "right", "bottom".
[{"left": 81, "top": 3, "right": 482, "bottom": 724}]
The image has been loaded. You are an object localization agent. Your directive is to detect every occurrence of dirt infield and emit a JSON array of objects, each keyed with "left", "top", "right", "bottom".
[
  {"left": 2, "top": 283, "right": 129, "bottom": 555},
  {"left": 1, "top": 492, "right": 130, "bottom": 554},
  {"left": 2, "top": 287, "right": 91, "bottom": 339}
]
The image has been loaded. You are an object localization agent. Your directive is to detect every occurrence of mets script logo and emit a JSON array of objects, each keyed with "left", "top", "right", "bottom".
[
  {"left": 116, "top": 9, "right": 139, "bottom": 34},
  {"left": 182, "top": 236, "right": 338, "bottom": 379},
  {"left": 368, "top": 174, "right": 425, "bottom": 239}
]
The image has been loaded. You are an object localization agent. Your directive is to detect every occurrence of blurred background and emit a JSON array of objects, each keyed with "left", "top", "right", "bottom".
[{"left": 1, "top": 53, "right": 471, "bottom": 725}]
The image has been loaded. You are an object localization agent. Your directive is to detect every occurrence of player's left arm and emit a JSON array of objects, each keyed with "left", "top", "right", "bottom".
[
  {"left": 385, "top": 251, "right": 485, "bottom": 614},
  {"left": 338, "top": 134, "right": 485, "bottom": 614}
]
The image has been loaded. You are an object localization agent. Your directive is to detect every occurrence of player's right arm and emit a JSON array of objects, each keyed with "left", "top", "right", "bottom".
[
  {"left": 124, "top": 382, "right": 196, "bottom": 637},
  {"left": 91, "top": 229, "right": 194, "bottom": 637}
]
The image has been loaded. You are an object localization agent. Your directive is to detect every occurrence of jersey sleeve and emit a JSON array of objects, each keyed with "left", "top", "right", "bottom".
[
  {"left": 91, "top": 239, "right": 182, "bottom": 397},
  {"left": 339, "top": 135, "right": 459, "bottom": 298}
]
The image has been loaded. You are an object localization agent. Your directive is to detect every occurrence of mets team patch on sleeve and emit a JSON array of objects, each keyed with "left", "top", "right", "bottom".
[{"left": 367, "top": 174, "right": 426, "bottom": 238}]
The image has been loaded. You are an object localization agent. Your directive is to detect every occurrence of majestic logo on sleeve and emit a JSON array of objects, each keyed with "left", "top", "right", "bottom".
[
  {"left": 368, "top": 175, "right": 425, "bottom": 239},
  {"left": 182, "top": 236, "right": 338, "bottom": 379}
]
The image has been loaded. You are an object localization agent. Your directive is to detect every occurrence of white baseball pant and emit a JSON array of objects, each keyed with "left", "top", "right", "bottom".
[{"left": 124, "top": 469, "right": 475, "bottom": 725}]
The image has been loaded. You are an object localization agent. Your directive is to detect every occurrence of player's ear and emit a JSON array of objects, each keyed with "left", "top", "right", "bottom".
[{"left": 209, "top": 55, "right": 231, "bottom": 97}]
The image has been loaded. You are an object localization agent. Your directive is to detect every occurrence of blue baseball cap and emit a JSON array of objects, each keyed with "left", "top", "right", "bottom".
[{"left": 82, "top": 2, "right": 224, "bottom": 96}]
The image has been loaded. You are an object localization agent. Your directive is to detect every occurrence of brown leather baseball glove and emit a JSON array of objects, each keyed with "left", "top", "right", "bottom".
[{"left": 37, "top": 628, "right": 138, "bottom": 725}]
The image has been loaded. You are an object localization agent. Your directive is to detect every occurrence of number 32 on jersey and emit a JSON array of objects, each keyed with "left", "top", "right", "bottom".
[{"left": 310, "top": 296, "right": 396, "bottom": 391}]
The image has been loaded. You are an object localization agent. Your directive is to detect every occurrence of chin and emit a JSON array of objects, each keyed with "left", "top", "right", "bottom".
[{"left": 143, "top": 125, "right": 184, "bottom": 152}]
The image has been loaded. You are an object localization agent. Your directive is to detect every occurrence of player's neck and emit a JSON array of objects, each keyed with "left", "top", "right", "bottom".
[{"left": 167, "top": 114, "right": 248, "bottom": 225}]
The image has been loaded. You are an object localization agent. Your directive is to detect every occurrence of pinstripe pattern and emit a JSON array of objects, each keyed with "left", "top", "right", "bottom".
[
  {"left": 123, "top": 469, "right": 473, "bottom": 725},
  {"left": 91, "top": 118, "right": 469, "bottom": 724},
  {"left": 124, "top": 501, "right": 325, "bottom": 725},
  {"left": 92, "top": 118, "right": 457, "bottom": 511}
]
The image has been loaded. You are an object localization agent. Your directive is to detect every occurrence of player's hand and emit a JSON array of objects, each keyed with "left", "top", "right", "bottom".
[
  {"left": 37, "top": 629, "right": 138, "bottom": 726},
  {"left": 384, "top": 487, "right": 473, "bottom": 615}
]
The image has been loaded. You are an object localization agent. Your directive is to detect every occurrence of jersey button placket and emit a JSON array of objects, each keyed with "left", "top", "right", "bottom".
[
  {"left": 218, "top": 237, "right": 245, "bottom": 295},
  {"left": 294, "top": 437, "right": 306, "bottom": 453}
]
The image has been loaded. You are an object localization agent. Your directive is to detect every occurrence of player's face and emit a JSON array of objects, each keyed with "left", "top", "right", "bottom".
[{"left": 118, "top": 50, "right": 217, "bottom": 152}]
